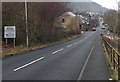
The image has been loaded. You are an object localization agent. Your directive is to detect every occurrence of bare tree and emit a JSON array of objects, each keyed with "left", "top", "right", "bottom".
[
  {"left": 2, "top": 2, "right": 70, "bottom": 46},
  {"left": 104, "top": 10, "right": 118, "bottom": 33},
  {"left": 29, "top": 2, "right": 69, "bottom": 42},
  {"left": 2, "top": 2, "right": 26, "bottom": 45}
]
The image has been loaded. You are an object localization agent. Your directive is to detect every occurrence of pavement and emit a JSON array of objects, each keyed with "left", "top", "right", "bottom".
[
  {"left": 80, "top": 36, "right": 109, "bottom": 80},
  {"left": 2, "top": 26, "right": 109, "bottom": 80}
]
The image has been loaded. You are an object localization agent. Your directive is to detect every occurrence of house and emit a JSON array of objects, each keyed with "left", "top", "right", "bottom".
[{"left": 59, "top": 12, "right": 82, "bottom": 33}]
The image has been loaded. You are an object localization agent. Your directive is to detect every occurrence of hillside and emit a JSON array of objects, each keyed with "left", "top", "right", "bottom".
[{"left": 69, "top": 2, "right": 108, "bottom": 14}]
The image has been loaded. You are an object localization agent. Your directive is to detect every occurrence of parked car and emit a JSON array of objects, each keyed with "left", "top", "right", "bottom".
[
  {"left": 102, "top": 26, "right": 106, "bottom": 29},
  {"left": 92, "top": 27, "right": 96, "bottom": 31}
]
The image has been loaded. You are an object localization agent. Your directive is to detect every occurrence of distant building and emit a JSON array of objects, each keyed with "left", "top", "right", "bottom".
[{"left": 56, "top": 11, "right": 91, "bottom": 33}]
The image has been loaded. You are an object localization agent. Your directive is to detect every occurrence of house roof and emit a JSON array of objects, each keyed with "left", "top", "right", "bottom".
[
  {"left": 67, "top": 12, "right": 76, "bottom": 17},
  {"left": 62, "top": 12, "right": 76, "bottom": 17}
]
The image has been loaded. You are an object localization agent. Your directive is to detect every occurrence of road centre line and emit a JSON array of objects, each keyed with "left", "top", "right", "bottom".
[
  {"left": 82, "top": 39, "right": 85, "bottom": 41},
  {"left": 75, "top": 42, "right": 78, "bottom": 44},
  {"left": 67, "top": 44, "right": 72, "bottom": 48},
  {"left": 73, "top": 42, "right": 78, "bottom": 45},
  {"left": 77, "top": 39, "right": 97, "bottom": 80},
  {"left": 14, "top": 57, "right": 44, "bottom": 72},
  {"left": 52, "top": 48, "right": 64, "bottom": 55},
  {"left": 85, "top": 37, "right": 87, "bottom": 39},
  {"left": 78, "top": 39, "right": 85, "bottom": 43}
]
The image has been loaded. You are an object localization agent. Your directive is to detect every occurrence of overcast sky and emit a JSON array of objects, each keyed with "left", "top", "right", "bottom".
[{"left": 91, "top": 0, "right": 120, "bottom": 10}]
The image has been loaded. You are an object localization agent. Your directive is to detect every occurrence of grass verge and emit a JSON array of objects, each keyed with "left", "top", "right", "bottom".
[{"left": 103, "top": 43, "right": 118, "bottom": 80}]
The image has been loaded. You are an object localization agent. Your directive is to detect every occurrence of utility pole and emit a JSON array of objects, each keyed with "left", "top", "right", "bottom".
[{"left": 25, "top": 0, "right": 29, "bottom": 47}]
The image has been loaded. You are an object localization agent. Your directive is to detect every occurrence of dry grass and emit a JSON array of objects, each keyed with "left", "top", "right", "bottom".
[{"left": 2, "top": 35, "right": 80, "bottom": 58}]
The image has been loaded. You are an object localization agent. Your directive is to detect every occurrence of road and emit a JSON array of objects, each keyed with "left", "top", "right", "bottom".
[{"left": 2, "top": 26, "right": 109, "bottom": 80}]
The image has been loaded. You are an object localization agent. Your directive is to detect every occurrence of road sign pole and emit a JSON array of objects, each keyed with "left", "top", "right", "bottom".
[
  {"left": 13, "top": 38, "right": 15, "bottom": 48},
  {"left": 5, "top": 38, "right": 7, "bottom": 46}
]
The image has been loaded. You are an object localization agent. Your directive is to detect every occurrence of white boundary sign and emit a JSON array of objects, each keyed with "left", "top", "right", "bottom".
[
  {"left": 4, "top": 26, "right": 16, "bottom": 38},
  {"left": 4, "top": 26, "right": 16, "bottom": 47}
]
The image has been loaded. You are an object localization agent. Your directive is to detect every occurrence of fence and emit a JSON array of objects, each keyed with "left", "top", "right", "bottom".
[{"left": 103, "top": 36, "right": 120, "bottom": 80}]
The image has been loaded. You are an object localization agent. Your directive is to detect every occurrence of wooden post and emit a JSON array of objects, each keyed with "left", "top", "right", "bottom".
[
  {"left": 113, "top": 51, "right": 115, "bottom": 69},
  {"left": 111, "top": 48, "right": 113, "bottom": 62},
  {"left": 118, "top": 55, "right": 120, "bottom": 80}
]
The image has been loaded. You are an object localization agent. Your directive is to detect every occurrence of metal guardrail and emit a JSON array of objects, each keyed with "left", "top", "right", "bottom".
[{"left": 103, "top": 36, "right": 120, "bottom": 80}]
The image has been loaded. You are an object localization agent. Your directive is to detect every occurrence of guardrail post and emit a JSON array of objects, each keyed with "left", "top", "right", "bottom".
[
  {"left": 118, "top": 55, "right": 120, "bottom": 80},
  {"left": 111, "top": 48, "right": 113, "bottom": 63},
  {"left": 113, "top": 51, "right": 115, "bottom": 69}
]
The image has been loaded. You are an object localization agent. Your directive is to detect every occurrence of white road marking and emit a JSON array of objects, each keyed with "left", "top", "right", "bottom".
[
  {"left": 93, "top": 31, "right": 96, "bottom": 33},
  {"left": 52, "top": 48, "right": 64, "bottom": 54},
  {"left": 67, "top": 44, "right": 72, "bottom": 48},
  {"left": 78, "top": 37, "right": 87, "bottom": 43},
  {"left": 79, "top": 39, "right": 84, "bottom": 43},
  {"left": 79, "top": 41, "right": 81, "bottom": 43},
  {"left": 14, "top": 57, "right": 44, "bottom": 72},
  {"left": 75, "top": 42, "right": 78, "bottom": 44},
  {"left": 77, "top": 39, "right": 97, "bottom": 80},
  {"left": 73, "top": 42, "right": 78, "bottom": 45}
]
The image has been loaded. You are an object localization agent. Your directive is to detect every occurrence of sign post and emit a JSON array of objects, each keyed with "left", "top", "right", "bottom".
[
  {"left": 13, "top": 38, "right": 15, "bottom": 48},
  {"left": 4, "top": 26, "right": 16, "bottom": 47},
  {"left": 5, "top": 38, "right": 7, "bottom": 46}
]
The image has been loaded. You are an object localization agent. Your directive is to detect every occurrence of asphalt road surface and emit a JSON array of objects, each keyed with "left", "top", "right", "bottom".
[{"left": 2, "top": 26, "right": 109, "bottom": 80}]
